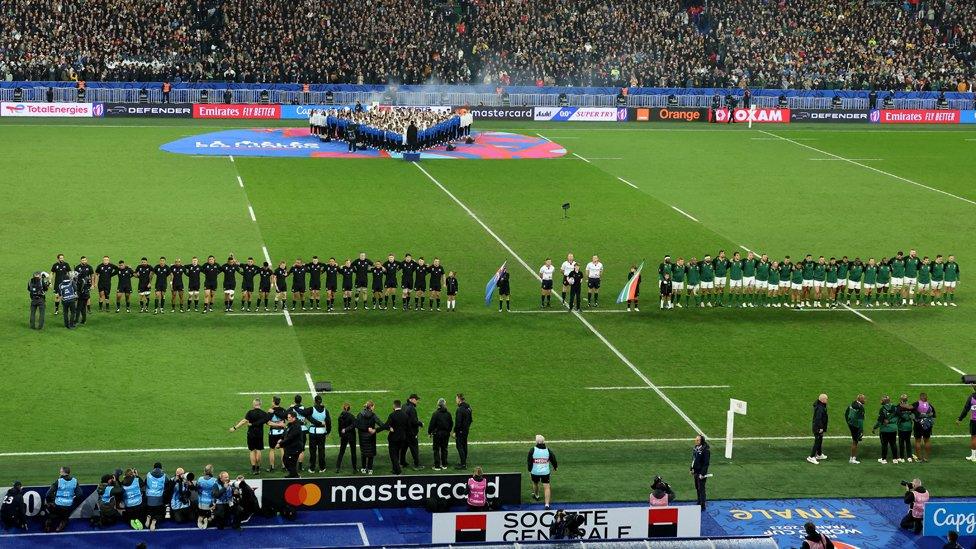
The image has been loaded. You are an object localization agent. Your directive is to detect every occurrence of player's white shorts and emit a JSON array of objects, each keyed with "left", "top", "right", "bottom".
[
  {"left": 139, "top": 291, "right": 151, "bottom": 296},
  {"left": 837, "top": 278, "right": 847, "bottom": 287},
  {"left": 802, "top": 279, "right": 813, "bottom": 288},
  {"left": 917, "top": 282, "right": 930, "bottom": 290},
  {"left": 779, "top": 281, "right": 791, "bottom": 289},
  {"left": 225, "top": 289, "right": 235, "bottom": 296},
  {"left": 756, "top": 280, "right": 768, "bottom": 290},
  {"left": 791, "top": 282, "right": 803, "bottom": 290},
  {"left": 848, "top": 280, "right": 861, "bottom": 290},
  {"left": 877, "top": 283, "right": 889, "bottom": 290},
  {"left": 715, "top": 277, "right": 727, "bottom": 287},
  {"left": 813, "top": 280, "right": 825, "bottom": 288},
  {"left": 688, "top": 283, "right": 700, "bottom": 292},
  {"left": 863, "top": 283, "right": 875, "bottom": 290},
  {"left": 931, "top": 280, "right": 943, "bottom": 290},
  {"left": 826, "top": 281, "right": 838, "bottom": 288},
  {"left": 700, "top": 281, "right": 714, "bottom": 289},
  {"left": 905, "top": 277, "right": 917, "bottom": 286},
  {"left": 944, "top": 281, "right": 957, "bottom": 289},
  {"left": 673, "top": 281, "right": 685, "bottom": 291},
  {"left": 730, "top": 279, "right": 743, "bottom": 288},
  {"left": 743, "top": 276, "right": 756, "bottom": 287},
  {"left": 891, "top": 277, "right": 904, "bottom": 287}
]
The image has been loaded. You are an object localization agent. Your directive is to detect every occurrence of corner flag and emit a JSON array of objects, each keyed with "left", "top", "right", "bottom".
[
  {"left": 484, "top": 261, "right": 507, "bottom": 306},
  {"left": 616, "top": 261, "right": 644, "bottom": 304}
]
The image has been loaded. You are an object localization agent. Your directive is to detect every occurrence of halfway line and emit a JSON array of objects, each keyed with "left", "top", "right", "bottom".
[
  {"left": 760, "top": 130, "right": 976, "bottom": 206},
  {"left": 412, "top": 162, "right": 705, "bottom": 436}
]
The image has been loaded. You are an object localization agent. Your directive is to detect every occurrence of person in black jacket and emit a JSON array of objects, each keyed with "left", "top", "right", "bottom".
[
  {"left": 691, "top": 435, "right": 710, "bottom": 510},
  {"left": 401, "top": 394, "right": 424, "bottom": 470},
  {"left": 809, "top": 394, "right": 829, "bottom": 464},
  {"left": 28, "top": 271, "right": 50, "bottom": 329},
  {"left": 276, "top": 411, "right": 304, "bottom": 478},
  {"left": 0, "top": 481, "right": 27, "bottom": 531},
  {"left": 566, "top": 264, "right": 582, "bottom": 311},
  {"left": 335, "top": 403, "right": 357, "bottom": 474},
  {"left": 406, "top": 121, "right": 418, "bottom": 151},
  {"left": 454, "top": 394, "right": 473, "bottom": 469},
  {"left": 385, "top": 401, "right": 410, "bottom": 475},
  {"left": 428, "top": 398, "right": 454, "bottom": 470},
  {"left": 356, "top": 401, "right": 384, "bottom": 474}
]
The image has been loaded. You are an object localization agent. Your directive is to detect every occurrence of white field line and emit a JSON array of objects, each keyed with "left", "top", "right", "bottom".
[
  {"left": 580, "top": 157, "right": 624, "bottom": 160},
  {"left": 750, "top": 137, "right": 818, "bottom": 141},
  {"left": 793, "top": 307, "right": 910, "bottom": 312},
  {"left": 507, "top": 310, "right": 631, "bottom": 314},
  {"left": 413, "top": 163, "right": 705, "bottom": 436},
  {"left": 909, "top": 383, "right": 969, "bottom": 387},
  {"left": 809, "top": 158, "right": 883, "bottom": 161},
  {"left": 248, "top": 205, "right": 256, "bottom": 222},
  {"left": 761, "top": 130, "right": 976, "bottom": 206},
  {"left": 237, "top": 389, "right": 391, "bottom": 395},
  {"left": 237, "top": 175, "right": 244, "bottom": 187},
  {"left": 226, "top": 311, "right": 348, "bottom": 317},
  {"left": 261, "top": 246, "right": 271, "bottom": 264},
  {"left": 839, "top": 302, "right": 874, "bottom": 323},
  {"left": 304, "top": 371, "right": 317, "bottom": 397},
  {"left": 229, "top": 155, "right": 235, "bottom": 163},
  {"left": 671, "top": 206, "right": 699, "bottom": 222},
  {"left": 283, "top": 308, "right": 293, "bottom": 326},
  {"left": 618, "top": 177, "right": 639, "bottom": 189},
  {"left": 2, "top": 522, "right": 367, "bottom": 539},
  {"left": 587, "top": 385, "right": 731, "bottom": 390},
  {"left": 739, "top": 245, "right": 754, "bottom": 253},
  {"left": 572, "top": 152, "right": 591, "bottom": 163},
  {"left": 535, "top": 133, "right": 550, "bottom": 142},
  {"left": 949, "top": 365, "right": 967, "bottom": 376},
  {"left": 4, "top": 434, "right": 972, "bottom": 458}
]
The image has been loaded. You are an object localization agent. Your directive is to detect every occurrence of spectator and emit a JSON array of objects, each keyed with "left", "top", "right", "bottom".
[{"left": 466, "top": 466, "right": 488, "bottom": 511}]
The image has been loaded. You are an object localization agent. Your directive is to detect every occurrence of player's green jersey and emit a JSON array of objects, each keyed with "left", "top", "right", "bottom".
[
  {"left": 813, "top": 263, "right": 826, "bottom": 281},
  {"left": 756, "top": 261, "right": 770, "bottom": 281},
  {"left": 931, "top": 262, "right": 945, "bottom": 281},
  {"left": 849, "top": 264, "right": 863, "bottom": 282},
  {"left": 699, "top": 262, "right": 714, "bottom": 282},
  {"left": 802, "top": 260, "right": 815, "bottom": 280},
  {"left": 877, "top": 264, "right": 891, "bottom": 284},
  {"left": 730, "top": 261, "right": 743, "bottom": 280},
  {"left": 686, "top": 263, "right": 701, "bottom": 284},
  {"left": 863, "top": 266, "right": 877, "bottom": 284},
  {"left": 905, "top": 257, "right": 920, "bottom": 277},
  {"left": 768, "top": 269, "right": 780, "bottom": 285},
  {"left": 658, "top": 262, "right": 673, "bottom": 281},
  {"left": 890, "top": 258, "right": 906, "bottom": 278},
  {"left": 837, "top": 261, "right": 849, "bottom": 279},
  {"left": 743, "top": 259, "right": 758, "bottom": 277},
  {"left": 826, "top": 265, "right": 838, "bottom": 283},
  {"left": 945, "top": 261, "right": 959, "bottom": 282},
  {"left": 779, "top": 262, "right": 793, "bottom": 280},
  {"left": 713, "top": 259, "right": 729, "bottom": 277},
  {"left": 672, "top": 265, "right": 686, "bottom": 282},
  {"left": 917, "top": 264, "right": 932, "bottom": 284},
  {"left": 791, "top": 267, "right": 804, "bottom": 284}
]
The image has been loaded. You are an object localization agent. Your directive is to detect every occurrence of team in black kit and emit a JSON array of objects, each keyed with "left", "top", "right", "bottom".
[{"left": 47, "top": 253, "right": 455, "bottom": 317}]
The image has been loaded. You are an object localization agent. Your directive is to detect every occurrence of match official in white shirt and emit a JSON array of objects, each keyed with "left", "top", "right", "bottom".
[
  {"left": 585, "top": 255, "right": 604, "bottom": 307},
  {"left": 539, "top": 258, "right": 555, "bottom": 308}
]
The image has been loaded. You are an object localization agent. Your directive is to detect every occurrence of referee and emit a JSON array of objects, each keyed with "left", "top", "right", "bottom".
[{"left": 230, "top": 399, "right": 270, "bottom": 475}]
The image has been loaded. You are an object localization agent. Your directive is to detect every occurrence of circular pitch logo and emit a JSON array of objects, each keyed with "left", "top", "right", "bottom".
[{"left": 284, "top": 483, "right": 322, "bottom": 506}]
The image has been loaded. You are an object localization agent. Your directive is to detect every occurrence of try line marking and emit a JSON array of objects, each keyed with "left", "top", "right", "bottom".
[
  {"left": 671, "top": 205, "right": 699, "bottom": 222},
  {"left": 588, "top": 385, "right": 730, "bottom": 390},
  {"left": 413, "top": 162, "right": 705, "bottom": 436},
  {"left": 237, "top": 389, "right": 391, "bottom": 395},
  {"left": 507, "top": 309, "right": 629, "bottom": 314},
  {"left": 4, "top": 434, "right": 971, "bottom": 458},
  {"left": 760, "top": 130, "right": 976, "bottom": 206}
]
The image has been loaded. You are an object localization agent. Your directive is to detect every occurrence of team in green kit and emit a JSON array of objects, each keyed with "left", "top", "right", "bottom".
[{"left": 655, "top": 249, "right": 959, "bottom": 308}]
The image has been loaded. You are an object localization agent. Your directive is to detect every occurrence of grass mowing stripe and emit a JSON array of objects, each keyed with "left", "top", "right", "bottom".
[
  {"left": 412, "top": 162, "right": 706, "bottom": 436},
  {"left": 760, "top": 129, "right": 976, "bottom": 206}
]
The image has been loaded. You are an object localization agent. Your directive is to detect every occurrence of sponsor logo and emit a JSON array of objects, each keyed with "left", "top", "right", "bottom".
[
  {"left": 710, "top": 108, "right": 790, "bottom": 124},
  {"left": 455, "top": 107, "right": 533, "bottom": 120},
  {"left": 432, "top": 506, "right": 701, "bottom": 543},
  {"left": 192, "top": 104, "right": 281, "bottom": 119},
  {"left": 924, "top": 502, "right": 976, "bottom": 536},
  {"left": 279, "top": 104, "right": 365, "bottom": 119},
  {"left": 0, "top": 102, "right": 97, "bottom": 117},
  {"left": 534, "top": 107, "right": 623, "bottom": 122},
  {"left": 262, "top": 473, "right": 520, "bottom": 510},
  {"left": 790, "top": 110, "right": 869, "bottom": 123},
  {"left": 636, "top": 108, "right": 650, "bottom": 121},
  {"left": 104, "top": 103, "right": 193, "bottom": 117},
  {"left": 874, "top": 109, "right": 960, "bottom": 124},
  {"left": 91, "top": 103, "right": 104, "bottom": 117},
  {"left": 646, "top": 107, "right": 708, "bottom": 122},
  {"left": 616, "top": 107, "right": 628, "bottom": 121}
]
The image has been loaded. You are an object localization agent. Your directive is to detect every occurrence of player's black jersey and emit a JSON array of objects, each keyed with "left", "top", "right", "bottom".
[
  {"left": 383, "top": 260, "right": 400, "bottom": 283},
  {"left": 273, "top": 267, "right": 289, "bottom": 291},
  {"left": 75, "top": 263, "right": 94, "bottom": 280},
  {"left": 371, "top": 266, "right": 385, "bottom": 284},
  {"left": 400, "top": 261, "right": 417, "bottom": 286},
  {"left": 241, "top": 264, "right": 259, "bottom": 286},
  {"left": 289, "top": 265, "right": 307, "bottom": 288},
  {"left": 201, "top": 262, "right": 221, "bottom": 285},
  {"left": 170, "top": 264, "right": 186, "bottom": 286},
  {"left": 116, "top": 267, "right": 134, "bottom": 288},
  {"left": 307, "top": 262, "right": 324, "bottom": 284},
  {"left": 414, "top": 264, "right": 429, "bottom": 288},
  {"left": 135, "top": 265, "right": 153, "bottom": 289},
  {"left": 51, "top": 261, "right": 70, "bottom": 283},
  {"left": 352, "top": 259, "right": 371, "bottom": 284},
  {"left": 259, "top": 267, "right": 273, "bottom": 289},
  {"left": 325, "top": 264, "right": 339, "bottom": 286},
  {"left": 152, "top": 265, "right": 170, "bottom": 288},
  {"left": 221, "top": 262, "right": 240, "bottom": 289},
  {"left": 95, "top": 263, "right": 117, "bottom": 284},
  {"left": 185, "top": 264, "right": 202, "bottom": 285},
  {"left": 339, "top": 266, "right": 354, "bottom": 288},
  {"left": 428, "top": 265, "right": 445, "bottom": 286}
]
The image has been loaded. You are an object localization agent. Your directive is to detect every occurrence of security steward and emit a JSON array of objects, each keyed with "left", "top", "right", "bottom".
[
  {"left": 385, "top": 400, "right": 410, "bottom": 475},
  {"left": 402, "top": 394, "right": 424, "bottom": 470},
  {"left": 335, "top": 402, "right": 358, "bottom": 473},
  {"left": 307, "top": 395, "right": 332, "bottom": 474},
  {"left": 276, "top": 411, "right": 304, "bottom": 478},
  {"left": 45, "top": 466, "right": 81, "bottom": 532},
  {"left": 28, "top": 271, "right": 50, "bottom": 329},
  {"left": 528, "top": 434, "right": 557, "bottom": 509},
  {"left": 1, "top": 481, "right": 28, "bottom": 531}
]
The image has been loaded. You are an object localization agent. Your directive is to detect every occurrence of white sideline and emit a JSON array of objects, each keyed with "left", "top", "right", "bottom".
[
  {"left": 248, "top": 205, "right": 256, "bottom": 222},
  {"left": 587, "top": 385, "right": 730, "bottom": 390},
  {"left": 2, "top": 434, "right": 971, "bottom": 458},
  {"left": 617, "top": 177, "right": 639, "bottom": 189},
  {"left": 760, "top": 130, "right": 976, "bottom": 206},
  {"left": 572, "top": 152, "right": 591, "bottom": 163},
  {"left": 670, "top": 205, "right": 699, "bottom": 222},
  {"left": 237, "top": 389, "right": 391, "bottom": 395},
  {"left": 412, "top": 162, "right": 706, "bottom": 436}
]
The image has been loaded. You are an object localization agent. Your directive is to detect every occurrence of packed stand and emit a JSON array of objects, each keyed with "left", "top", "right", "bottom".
[{"left": 0, "top": 0, "right": 974, "bottom": 90}]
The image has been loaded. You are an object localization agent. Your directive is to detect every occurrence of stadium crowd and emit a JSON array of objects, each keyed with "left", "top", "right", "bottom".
[{"left": 1, "top": 0, "right": 974, "bottom": 90}]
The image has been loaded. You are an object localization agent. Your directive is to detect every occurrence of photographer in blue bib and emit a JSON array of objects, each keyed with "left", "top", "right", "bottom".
[
  {"left": 44, "top": 466, "right": 81, "bottom": 533},
  {"left": 528, "top": 435, "right": 557, "bottom": 510}
]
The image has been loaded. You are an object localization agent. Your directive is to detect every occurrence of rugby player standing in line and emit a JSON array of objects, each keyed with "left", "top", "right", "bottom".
[
  {"left": 324, "top": 258, "right": 339, "bottom": 311},
  {"left": 51, "top": 254, "right": 70, "bottom": 315},
  {"left": 94, "top": 255, "right": 116, "bottom": 312},
  {"left": 258, "top": 261, "right": 273, "bottom": 311},
  {"left": 428, "top": 258, "right": 446, "bottom": 311},
  {"left": 288, "top": 258, "right": 307, "bottom": 311},
  {"left": 170, "top": 258, "right": 186, "bottom": 312},
  {"left": 201, "top": 255, "right": 221, "bottom": 313},
  {"left": 240, "top": 257, "right": 259, "bottom": 312},
  {"left": 152, "top": 256, "right": 170, "bottom": 314},
  {"left": 185, "top": 257, "right": 202, "bottom": 312},
  {"left": 115, "top": 259, "right": 134, "bottom": 312},
  {"left": 352, "top": 252, "right": 371, "bottom": 310},
  {"left": 221, "top": 255, "right": 241, "bottom": 312},
  {"left": 340, "top": 259, "right": 355, "bottom": 310},
  {"left": 134, "top": 257, "right": 154, "bottom": 313},
  {"left": 383, "top": 254, "right": 400, "bottom": 309},
  {"left": 307, "top": 256, "right": 325, "bottom": 310},
  {"left": 75, "top": 256, "right": 95, "bottom": 314},
  {"left": 272, "top": 261, "right": 288, "bottom": 311},
  {"left": 414, "top": 257, "right": 429, "bottom": 310},
  {"left": 400, "top": 254, "right": 416, "bottom": 310}
]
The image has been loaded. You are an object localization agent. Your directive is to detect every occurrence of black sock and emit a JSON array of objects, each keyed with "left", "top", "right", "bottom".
[
  {"left": 506, "top": 300, "right": 511, "bottom": 310},
  {"left": 561, "top": 292, "right": 566, "bottom": 302},
  {"left": 436, "top": 298, "right": 440, "bottom": 308}
]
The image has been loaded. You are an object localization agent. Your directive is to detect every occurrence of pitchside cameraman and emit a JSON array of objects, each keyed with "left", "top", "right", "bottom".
[
  {"left": 900, "top": 477, "right": 929, "bottom": 535},
  {"left": 28, "top": 271, "right": 50, "bottom": 329}
]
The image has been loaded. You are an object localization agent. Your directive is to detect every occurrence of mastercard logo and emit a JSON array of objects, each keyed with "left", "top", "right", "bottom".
[{"left": 284, "top": 483, "right": 322, "bottom": 506}]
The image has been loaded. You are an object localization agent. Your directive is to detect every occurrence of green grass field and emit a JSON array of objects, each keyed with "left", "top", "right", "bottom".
[{"left": 2, "top": 117, "right": 974, "bottom": 504}]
